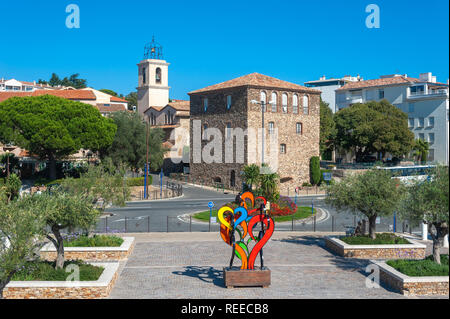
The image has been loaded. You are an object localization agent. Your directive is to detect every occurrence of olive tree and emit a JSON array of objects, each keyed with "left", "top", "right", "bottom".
[
  {"left": 0, "top": 194, "right": 45, "bottom": 298},
  {"left": 59, "top": 159, "right": 130, "bottom": 211},
  {"left": 399, "top": 166, "right": 449, "bottom": 264},
  {"left": 32, "top": 191, "right": 100, "bottom": 269},
  {"left": 325, "top": 169, "right": 402, "bottom": 239}
]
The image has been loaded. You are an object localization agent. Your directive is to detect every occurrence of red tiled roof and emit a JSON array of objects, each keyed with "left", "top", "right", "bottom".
[
  {"left": 166, "top": 100, "right": 190, "bottom": 111},
  {"left": 189, "top": 73, "right": 321, "bottom": 95},
  {"left": 336, "top": 76, "right": 421, "bottom": 91},
  {"left": 0, "top": 89, "right": 96, "bottom": 102},
  {"left": 110, "top": 96, "right": 128, "bottom": 103}
]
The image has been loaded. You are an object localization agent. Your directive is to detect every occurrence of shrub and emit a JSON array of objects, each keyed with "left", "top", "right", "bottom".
[
  {"left": 386, "top": 255, "right": 449, "bottom": 277},
  {"left": 270, "top": 196, "right": 298, "bottom": 216},
  {"left": 64, "top": 234, "right": 124, "bottom": 247},
  {"left": 11, "top": 260, "right": 104, "bottom": 281},
  {"left": 340, "top": 233, "right": 410, "bottom": 245},
  {"left": 126, "top": 176, "right": 152, "bottom": 187},
  {"left": 310, "top": 156, "right": 321, "bottom": 185}
]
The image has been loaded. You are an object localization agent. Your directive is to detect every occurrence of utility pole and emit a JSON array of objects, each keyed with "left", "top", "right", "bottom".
[{"left": 145, "top": 121, "right": 149, "bottom": 199}]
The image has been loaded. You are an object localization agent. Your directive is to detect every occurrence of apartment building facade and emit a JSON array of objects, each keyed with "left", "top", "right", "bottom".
[
  {"left": 0, "top": 78, "right": 64, "bottom": 92},
  {"left": 304, "top": 75, "right": 361, "bottom": 113},
  {"left": 188, "top": 73, "right": 321, "bottom": 193},
  {"left": 335, "top": 72, "right": 449, "bottom": 164}
]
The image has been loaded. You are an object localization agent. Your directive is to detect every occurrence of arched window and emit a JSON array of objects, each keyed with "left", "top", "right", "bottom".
[
  {"left": 280, "top": 144, "right": 286, "bottom": 154},
  {"left": 296, "top": 122, "right": 303, "bottom": 134},
  {"left": 226, "top": 95, "right": 232, "bottom": 110},
  {"left": 303, "top": 95, "right": 309, "bottom": 114},
  {"left": 271, "top": 92, "right": 277, "bottom": 112},
  {"left": 142, "top": 67, "right": 146, "bottom": 84},
  {"left": 260, "top": 91, "right": 267, "bottom": 112},
  {"left": 282, "top": 93, "right": 288, "bottom": 113},
  {"left": 268, "top": 122, "right": 275, "bottom": 135},
  {"left": 155, "top": 67, "right": 161, "bottom": 84},
  {"left": 293, "top": 94, "right": 298, "bottom": 114},
  {"left": 230, "top": 170, "right": 236, "bottom": 187}
]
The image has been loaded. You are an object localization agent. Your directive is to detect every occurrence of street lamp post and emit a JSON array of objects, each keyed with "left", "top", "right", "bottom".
[{"left": 251, "top": 99, "right": 273, "bottom": 167}]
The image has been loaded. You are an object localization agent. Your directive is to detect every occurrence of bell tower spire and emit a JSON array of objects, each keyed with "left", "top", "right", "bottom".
[{"left": 137, "top": 37, "right": 170, "bottom": 116}]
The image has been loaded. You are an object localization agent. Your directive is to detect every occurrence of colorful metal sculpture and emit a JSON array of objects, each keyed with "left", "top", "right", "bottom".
[{"left": 218, "top": 191, "right": 274, "bottom": 270}]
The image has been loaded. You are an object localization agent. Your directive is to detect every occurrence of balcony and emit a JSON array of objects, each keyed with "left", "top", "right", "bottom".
[{"left": 407, "top": 88, "right": 448, "bottom": 100}]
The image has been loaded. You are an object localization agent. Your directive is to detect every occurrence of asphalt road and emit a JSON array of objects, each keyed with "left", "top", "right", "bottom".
[{"left": 100, "top": 176, "right": 409, "bottom": 234}]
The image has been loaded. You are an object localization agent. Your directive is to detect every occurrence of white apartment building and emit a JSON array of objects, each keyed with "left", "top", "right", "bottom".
[
  {"left": 0, "top": 78, "right": 58, "bottom": 92},
  {"left": 305, "top": 75, "right": 362, "bottom": 113},
  {"left": 335, "top": 72, "right": 449, "bottom": 164}
]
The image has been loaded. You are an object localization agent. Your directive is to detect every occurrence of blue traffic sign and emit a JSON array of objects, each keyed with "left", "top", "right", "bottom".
[
  {"left": 323, "top": 172, "right": 332, "bottom": 181},
  {"left": 208, "top": 201, "right": 215, "bottom": 208}
]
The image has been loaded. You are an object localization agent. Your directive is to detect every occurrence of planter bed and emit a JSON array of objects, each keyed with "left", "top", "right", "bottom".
[
  {"left": 3, "top": 262, "right": 119, "bottom": 299},
  {"left": 325, "top": 235, "right": 426, "bottom": 259},
  {"left": 40, "top": 236, "right": 135, "bottom": 262},
  {"left": 372, "top": 260, "right": 449, "bottom": 296}
]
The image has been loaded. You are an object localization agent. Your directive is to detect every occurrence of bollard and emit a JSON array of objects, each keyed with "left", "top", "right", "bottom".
[
  {"left": 105, "top": 217, "right": 108, "bottom": 233},
  {"left": 313, "top": 215, "right": 316, "bottom": 232},
  {"left": 291, "top": 216, "right": 294, "bottom": 231}
]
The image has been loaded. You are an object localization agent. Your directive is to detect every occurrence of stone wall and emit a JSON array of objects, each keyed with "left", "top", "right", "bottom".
[
  {"left": 188, "top": 85, "right": 320, "bottom": 192},
  {"left": 325, "top": 237, "right": 426, "bottom": 259},
  {"left": 4, "top": 262, "right": 119, "bottom": 299},
  {"left": 247, "top": 88, "right": 320, "bottom": 193},
  {"left": 376, "top": 261, "right": 449, "bottom": 296},
  {"left": 189, "top": 87, "right": 248, "bottom": 188}
]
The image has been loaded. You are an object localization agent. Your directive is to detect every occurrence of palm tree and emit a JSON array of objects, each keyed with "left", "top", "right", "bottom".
[
  {"left": 258, "top": 165, "right": 279, "bottom": 203},
  {"left": 242, "top": 164, "right": 260, "bottom": 191},
  {"left": 413, "top": 139, "right": 429, "bottom": 164}
]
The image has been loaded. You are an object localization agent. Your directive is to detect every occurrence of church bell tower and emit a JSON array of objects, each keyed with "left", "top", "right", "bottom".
[{"left": 137, "top": 37, "right": 170, "bottom": 116}]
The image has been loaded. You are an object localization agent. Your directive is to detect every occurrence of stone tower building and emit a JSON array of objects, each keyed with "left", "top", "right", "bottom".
[
  {"left": 137, "top": 38, "right": 170, "bottom": 116},
  {"left": 188, "top": 73, "right": 321, "bottom": 193}
]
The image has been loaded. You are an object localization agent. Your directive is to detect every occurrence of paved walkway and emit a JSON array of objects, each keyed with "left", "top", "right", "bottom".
[{"left": 109, "top": 232, "right": 447, "bottom": 299}]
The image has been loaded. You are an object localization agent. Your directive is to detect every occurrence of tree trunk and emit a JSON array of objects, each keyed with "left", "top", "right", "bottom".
[
  {"left": 51, "top": 225, "right": 65, "bottom": 269},
  {"left": 48, "top": 153, "right": 57, "bottom": 181},
  {"left": 368, "top": 215, "right": 377, "bottom": 240},
  {"left": 0, "top": 271, "right": 16, "bottom": 299},
  {"left": 429, "top": 223, "right": 448, "bottom": 265}
]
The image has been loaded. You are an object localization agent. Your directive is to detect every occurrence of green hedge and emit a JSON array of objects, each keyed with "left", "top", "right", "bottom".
[
  {"left": 340, "top": 233, "right": 410, "bottom": 245},
  {"left": 12, "top": 260, "right": 104, "bottom": 281},
  {"left": 126, "top": 176, "right": 152, "bottom": 187},
  {"left": 387, "top": 255, "right": 449, "bottom": 277},
  {"left": 64, "top": 234, "right": 124, "bottom": 247}
]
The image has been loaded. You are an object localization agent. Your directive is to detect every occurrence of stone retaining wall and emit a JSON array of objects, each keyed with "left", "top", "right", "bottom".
[
  {"left": 4, "top": 262, "right": 119, "bottom": 299},
  {"left": 325, "top": 236, "right": 426, "bottom": 259},
  {"left": 40, "top": 237, "right": 135, "bottom": 262},
  {"left": 373, "top": 260, "right": 449, "bottom": 296}
]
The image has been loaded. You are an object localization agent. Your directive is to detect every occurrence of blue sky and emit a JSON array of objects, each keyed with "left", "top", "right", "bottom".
[{"left": 0, "top": 0, "right": 448, "bottom": 100}]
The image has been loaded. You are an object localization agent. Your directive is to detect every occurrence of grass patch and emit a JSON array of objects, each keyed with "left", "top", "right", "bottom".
[
  {"left": 11, "top": 260, "right": 104, "bottom": 281},
  {"left": 64, "top": 234, "right": 124, "bottom": 247},
  {"left": 340, "top": 233, "right": 410, "bottom": 245},
  {"left": 387, "top": 255, "right": 449, "bottom": 277},
  {"left": 192, "top": 206, "right": 316, "bottom": 223}
]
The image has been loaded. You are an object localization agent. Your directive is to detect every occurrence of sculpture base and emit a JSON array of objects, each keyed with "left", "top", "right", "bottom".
[{"left": 223, "top": 267, "right": 271, "bottom": 288}]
